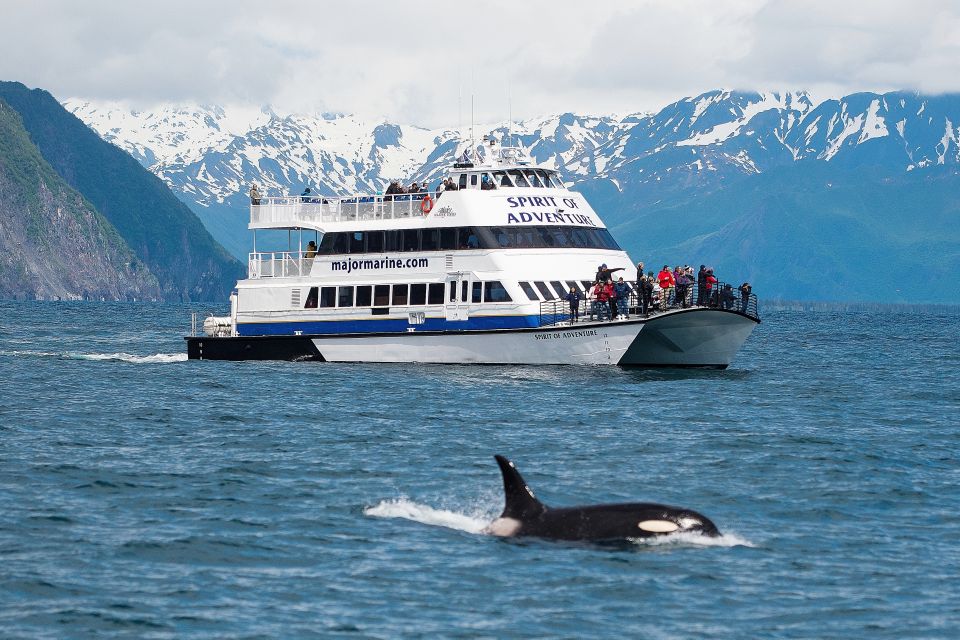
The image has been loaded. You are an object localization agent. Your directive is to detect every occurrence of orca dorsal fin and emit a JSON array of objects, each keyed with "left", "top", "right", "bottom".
[{"left": 495, "top": 455, "right": 547, "bottom": 520}]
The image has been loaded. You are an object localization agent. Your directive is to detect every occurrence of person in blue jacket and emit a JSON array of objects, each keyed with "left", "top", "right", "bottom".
[
  {"left": 564, "top": 286, "right": 582, "bottom": 323},
  {"left": 614, "top": 277, "right": 632, "bottom": 319}
]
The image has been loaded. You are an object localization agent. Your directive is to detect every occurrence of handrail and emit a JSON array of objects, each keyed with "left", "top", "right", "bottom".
[
  {"left": 251, "top": 192, "right": 434, "bottom": 226},
  {"left": 248, "top": 251, "right": 313, "bottom": 278},
  {"left": 538, "top": 280, "right": 759, "bottom": 327}
]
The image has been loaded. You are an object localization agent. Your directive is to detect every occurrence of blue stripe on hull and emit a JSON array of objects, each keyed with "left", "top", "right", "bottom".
[{"left": 236, "top": 314, "right": 543, "bottom": 336}]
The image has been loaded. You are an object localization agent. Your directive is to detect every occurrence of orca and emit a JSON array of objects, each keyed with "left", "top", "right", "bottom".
[{"left": 485, "top": 455, "right": 719, "bottom": 541}]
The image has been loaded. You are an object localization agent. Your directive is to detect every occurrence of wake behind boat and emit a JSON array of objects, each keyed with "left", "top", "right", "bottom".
[{"left": 185, "top": 140, "right": 759, "bottom": 367}]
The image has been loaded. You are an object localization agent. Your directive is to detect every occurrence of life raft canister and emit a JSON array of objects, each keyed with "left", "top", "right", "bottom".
[{"left": 420, "top": 195, "right": 434, "bottom": 215}]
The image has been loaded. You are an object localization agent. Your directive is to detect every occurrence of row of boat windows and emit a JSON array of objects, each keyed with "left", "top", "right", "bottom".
[
  {"left": 303, "top": 280, "right": 513, "bottom": 309},
  {"left": 520, "top": 280, "right": 594, "bottom": 301},
  {"left": 454, "top": 168, "right": 564, "bottom": 189},
  {"left": 316, "top": 225, "right": 621, "bottom": 254}
]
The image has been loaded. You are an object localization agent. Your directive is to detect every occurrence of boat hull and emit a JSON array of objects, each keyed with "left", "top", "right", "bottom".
[{"left": 185, "top": 308, "right": 758, "bottom": 367}]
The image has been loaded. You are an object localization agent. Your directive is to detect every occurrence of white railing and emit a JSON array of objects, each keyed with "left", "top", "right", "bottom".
[
  {"left": 251, "top": 193, "right": 433, "bottom": 226},
  {"left": 249, "top": 251, "right": 313, "bottom": 279}
]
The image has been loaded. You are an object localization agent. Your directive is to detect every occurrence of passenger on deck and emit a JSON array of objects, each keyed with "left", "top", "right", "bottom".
[
  {"left": 249, "top": 184, "right": 261, "bottom": 205},
  {"left": 304, "top": 241, "right": 317, "bottom": 259},
  {"left": 408, "top": 182, "right": 420, "bottom": 195},
  {"left": 738, "top": 282, "right": 752, "bottom": 312},
  {"left": 565, "top": 286, "right": 582, "bottom": 323},
  {"left": 300, "top": 187, "right": 312, "bottom": 203},
  {"left": 591, "top": 281, "right": 610, "bottom": 321},
  {"left": 719, "top": 283, "right": 736, "bottom": 309},
  {"left": 697, "top": 265, "right": 708, "bottom": 305},
  {"left": 635, "top": 261, "right": 645, "bottom": 290},
  {"left": 640, "top": 273, "right": 654, "bottom": 315},
  {"left": 704, "top": 268, "right": 718, "bottom": 306},
  {"left": 674, "top": 265, "right": 691, "bottom": 308},
  {"left": 614, "top": 277, "right": 631, "bottom": 319},
  {"left": 657, "top": 265, "right": 675, "bottom": 310},
  {"left": 443, "top": 177, "right": 458, "bottom": 191},
  {"left": 603, "top": 280, "right": 616, "bottom": 321},
  {"left": 594, "top": 263, "right": 623, "bottom": 285},
  {"left": 480, "top": 174, "right": 496, "bottom": 190}
]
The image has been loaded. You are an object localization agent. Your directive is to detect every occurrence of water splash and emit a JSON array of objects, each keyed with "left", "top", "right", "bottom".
[
  {"left": 628, "top": 531, "right": 754, "bottom": 548},
  {"left": 4, "top": 350, "right": 187, "bottom": 364},
  {"left": 364, "top": 498, "right": 493, "bottom": 535},
  {"left": 365, "top": 498, "right": 752, "bottom": 548}
]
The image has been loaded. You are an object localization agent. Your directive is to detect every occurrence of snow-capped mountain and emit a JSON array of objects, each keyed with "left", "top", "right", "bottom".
[
  {"left": 65, "top": 89, "right": 960, "bottom": 303},
  {"left": 67, "top": 89, "right": 960, "bottom": 208}
]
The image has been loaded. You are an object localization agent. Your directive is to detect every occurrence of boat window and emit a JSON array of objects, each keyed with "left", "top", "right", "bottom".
[
  {"left": 320, "top": 286, "right": 337, "bottom": 308},
  {"left": 461, "top": 280, "right": 469, "bottom": 302},
  {"left": 550, "top": 281, "right": 566, "bottom": 298},
  {"left": 519, "top": 281, "right": 540, "bottom": 301},
  {"left": 484, "top": 281, "right": 513, "bottom": 302},
  {"left": 428, "top": 283, "right": 444, "bottom": 305},
  {"left": 566, "top": 280, "right": 582, "bottom": 293},
  {"left": 366, "top": 231, "right": 385, "bottom": 253},
  {"left": 356, "top": 285, "right": 372, "bottom": 306},
  {"left": 350, "top": 231, "right": 365, "bottom": 253},
  {"left": 463, "top": 228, "right": 480, "bottom": 249},
  {"left": 402, "top": 229, "right": 419, "bottom": 252},
  {"left": 439, "top": 228, "right": 458, "bottom": 250},
  {"left": 392, "top": 284, "right": 408, "bottom": 306},
  {"left": 545, "top": 171, "right": 564, "bottom": 188},
  {"left": 508, "top": 169, "right": 529, "bottom": 187},
  {"left": 410, "top": 283, "right": 427, "bottom": 305},
  {"left": 304, "top": 286, "right": 319, "bottom": 308},
  {"left": 534, "top": 282, "right": 553, "bottom": 299},
  {"left": 458, "top": 173, "right": 467, "bottom": 189},
  {"left": 472, "top": 281, "right": 482, "bottom": 303},
  {"left": 421, "top": 229, "right": 439, "bottom": 251},
  {"left": 338, "top": 286, "right": 354, "bottom": 307},
  {"left": 307, "top": 225, "right": 620, "bottom": 255},
  {"left": 374, "top": 285, "right": 390, "bottom": 306},
  {"left": 493, "top": 171, "right": 512, "bottom": 187},
  {"left": 470, "top": 174, "right": 478, "bottom": 187},
  {"left": 524, "top": 170, "right": 544, "bottom": 188},
  {"left": 384, "top": 230, "right": 400, "bottom": 252},
  {"left": 449, "top": 281, "right": 457, "bottom": 302}
]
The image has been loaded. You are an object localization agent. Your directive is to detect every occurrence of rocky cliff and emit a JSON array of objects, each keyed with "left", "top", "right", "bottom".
[
  {"left": 0, "top": 101, "right": 161, "bottom": 300},
  {"left": 0, "top": 81, "right": 243, "bottom": 302}
]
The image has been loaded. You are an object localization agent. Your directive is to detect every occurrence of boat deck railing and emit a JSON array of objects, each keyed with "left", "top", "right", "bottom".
[
  {"left": 539, "top": 281, "right": 759, "bottom": 327},
  {"left": 249, "top": 252, "right": 313, "bottom": 278},
  {"left": 251, "top": 192, "right": 434, "bottom": 227}
]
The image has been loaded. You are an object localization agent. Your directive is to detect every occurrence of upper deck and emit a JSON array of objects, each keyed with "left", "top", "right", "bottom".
[{"left": 249, "top": 143, "right": 588, "bottom": 231}]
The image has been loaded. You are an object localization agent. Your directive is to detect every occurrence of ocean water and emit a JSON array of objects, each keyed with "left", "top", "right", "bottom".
[{"left": 1, "top": 301, "right": 958, "bottom": 639}]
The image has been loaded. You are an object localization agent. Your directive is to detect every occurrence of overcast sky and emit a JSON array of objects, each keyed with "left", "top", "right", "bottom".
[{"left": 3, "top": 0, "right": 958, "bottom": 126}]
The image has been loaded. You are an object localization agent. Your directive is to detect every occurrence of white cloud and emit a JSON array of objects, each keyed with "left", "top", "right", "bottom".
[{"left": 1, "top": 0, "right": 958, "bottom": 126}]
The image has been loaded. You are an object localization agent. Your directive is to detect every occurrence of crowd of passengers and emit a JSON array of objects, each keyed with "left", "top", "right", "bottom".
[
  {"left": 564, "top": 261, "right": 753, "bottom": 322},
  {"left": 247, "top": 167, "right": 561, "bottom": 206}
]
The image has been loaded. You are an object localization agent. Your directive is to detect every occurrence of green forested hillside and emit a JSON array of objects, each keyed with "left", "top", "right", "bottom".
[
  {"left": 0, "top": 81, "right": 242, "bottom": 301},
  {"left": 0, "top": 100, "right": 161, "bottom": 300}
]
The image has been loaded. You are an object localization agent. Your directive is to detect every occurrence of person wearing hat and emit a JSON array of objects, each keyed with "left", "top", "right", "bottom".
[
  {"left": 635, "top": 261, "right": 645, "bottom": 291},
  {"left": 594, "top": 263, "right": 624, "bottom": 285},
  {"left": 249, "top": 184, "right": 261, "bottom": 205}
]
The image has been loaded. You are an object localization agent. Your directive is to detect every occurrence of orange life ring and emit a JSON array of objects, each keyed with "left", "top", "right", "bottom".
[{"left": 420, "top": 195, "right": 434, "bottom": 215}]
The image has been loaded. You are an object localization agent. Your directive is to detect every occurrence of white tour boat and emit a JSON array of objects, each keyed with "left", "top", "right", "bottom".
[{"left": 185, "top": 141, "right": 759, "bottom": 367}]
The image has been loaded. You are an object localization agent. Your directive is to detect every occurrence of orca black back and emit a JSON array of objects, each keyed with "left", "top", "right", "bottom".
[{"left": 490, "top": 455, "right": 719, "bottom": 541}]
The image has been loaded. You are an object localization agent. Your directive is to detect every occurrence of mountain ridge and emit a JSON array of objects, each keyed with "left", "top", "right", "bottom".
[{"left": 65, "top": 88, "right": 960, "bottom": 303}]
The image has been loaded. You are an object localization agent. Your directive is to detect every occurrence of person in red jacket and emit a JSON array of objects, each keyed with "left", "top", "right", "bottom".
[
  {"left": 603, "top": 280, "right": 616, "bottom": 320},
  {"left": 704, "top": 268, "right": 718, "bottom": 306},
  {"left": 592, "top": 281, "right": 610, "bottom": 321},
  {"left": 657, "top": 265, "right": 675, "bottom": 310}
]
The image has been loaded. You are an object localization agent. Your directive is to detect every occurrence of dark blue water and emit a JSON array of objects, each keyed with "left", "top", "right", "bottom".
[{"left": 1, "top": 301, "right": 958, "bottom": 638}]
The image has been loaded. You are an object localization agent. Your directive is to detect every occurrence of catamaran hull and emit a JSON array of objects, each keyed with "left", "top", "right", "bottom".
[{"left": 185, "top": 308, "right": 758, "bottom": 367}]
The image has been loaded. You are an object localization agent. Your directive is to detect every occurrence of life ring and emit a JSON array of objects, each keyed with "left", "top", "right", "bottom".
[{"left": 420, "top": 195, "right": 434, "bottom": 215}]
